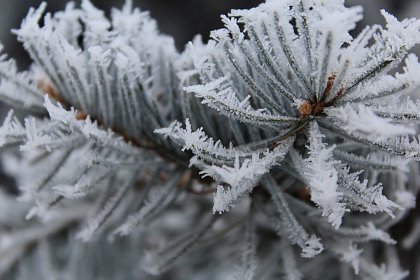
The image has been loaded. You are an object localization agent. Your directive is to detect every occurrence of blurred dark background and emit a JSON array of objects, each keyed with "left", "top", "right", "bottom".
[{"left": 0, "top": 0, "right": 419, "bottom": 69}]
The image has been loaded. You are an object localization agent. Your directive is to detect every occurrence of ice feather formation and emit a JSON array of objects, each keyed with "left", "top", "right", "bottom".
[{"left": 0, "top": 0, "right": 419, "bottom": 279}]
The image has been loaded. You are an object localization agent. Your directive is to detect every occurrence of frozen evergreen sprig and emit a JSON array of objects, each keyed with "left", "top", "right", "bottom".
[
  {"left": 163, "top": 0, "right": 420, "bottom": 228},
  {"left": 0, "top": 0, "right": 419, "bottom": 279}
]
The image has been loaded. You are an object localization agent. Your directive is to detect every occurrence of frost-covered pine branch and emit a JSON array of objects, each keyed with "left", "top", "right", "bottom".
[{"left": 0, "top": 0, "right": 419, "bottom": 279}]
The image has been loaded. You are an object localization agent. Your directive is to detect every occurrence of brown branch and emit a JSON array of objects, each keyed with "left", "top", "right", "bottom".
[
  {"left": 37, "top": 78, "right": 189, "bottom": 167},
  {"left": 37, "top": 79, "right": 218, "bottom": 195}
]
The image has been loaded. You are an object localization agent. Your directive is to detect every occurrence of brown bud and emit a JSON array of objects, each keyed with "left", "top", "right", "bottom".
[{"left": 299, "top": 100, "right": 313, "bottom": 118}]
